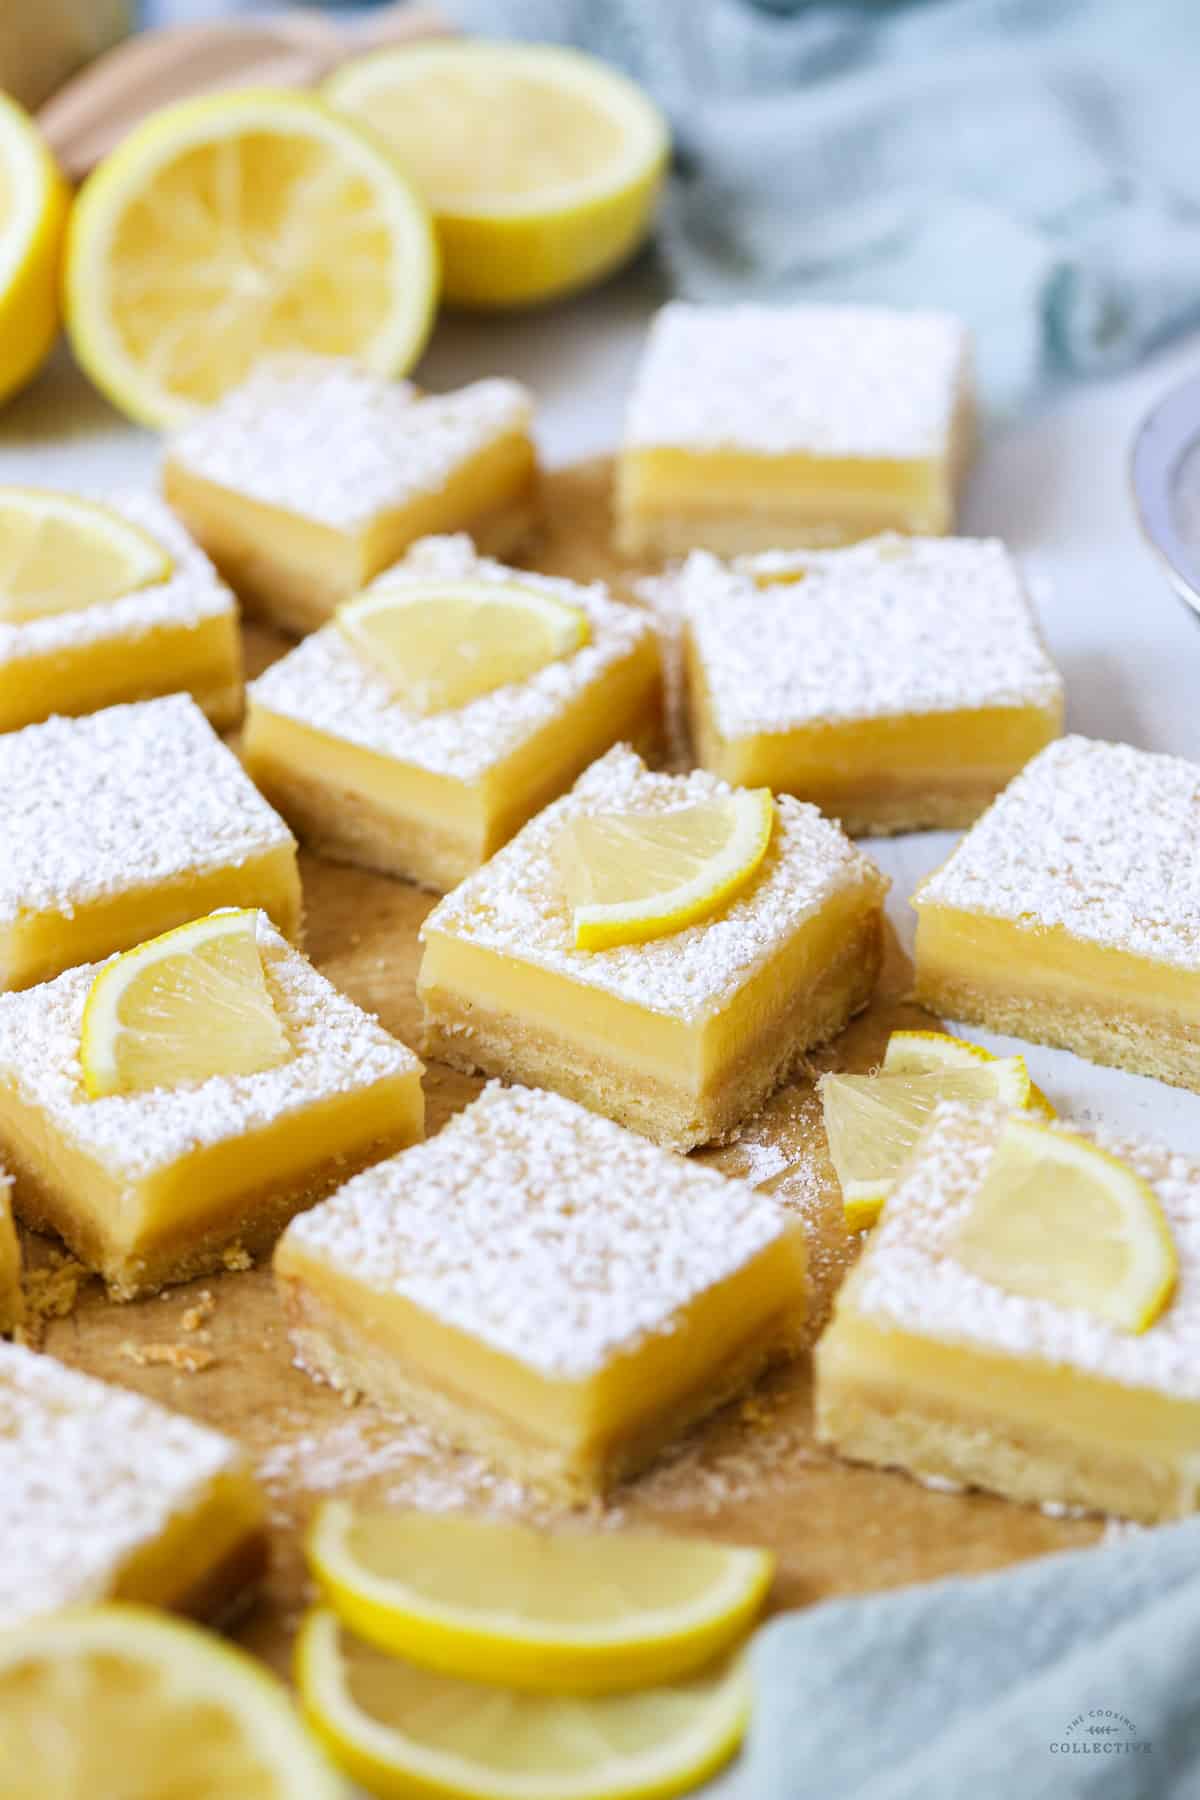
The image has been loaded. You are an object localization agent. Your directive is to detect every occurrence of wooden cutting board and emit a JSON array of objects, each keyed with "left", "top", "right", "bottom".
[{"left": 35, "top": 459, "right": 1101, "bottom": 1680}]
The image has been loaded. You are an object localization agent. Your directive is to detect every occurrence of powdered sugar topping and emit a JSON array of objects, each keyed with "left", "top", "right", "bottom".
[
  {"left": 249, "top": 536, "right": 654, "bottom": 782},
  {"left": 916, "top": 735, "right": 1200, "bottom": 968},
  {"left": 668, "top": 537, "right": 1062, "bottom": 735},
  {"left": 167, "top": 355, "right": 531, "bottom": 529},
  {"left": 849, "top": 1103, "right": 1200, "bottom": 1400},
  {"left": 0, "top": 695, "right": 293, "bottom": 925},
  {"left": 624, "top": 302, "right": 970, "bottom": 458},
  {"left": 282, "top": 1082, "right": 794, "bottom": 1379},
  {"left": 0, "top": 1341, "right": 248, "bottom": 1626},
  {"left": 423, "top": 745, "right": 888, "bottom": 1021},
  {"left": 0, "top": 915, "right": 421, "bottom": 1178}
]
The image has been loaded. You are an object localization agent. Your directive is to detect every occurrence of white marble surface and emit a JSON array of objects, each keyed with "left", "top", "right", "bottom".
[{"left": 3, "top": 266, "right": 1199, "bottom": 1794}]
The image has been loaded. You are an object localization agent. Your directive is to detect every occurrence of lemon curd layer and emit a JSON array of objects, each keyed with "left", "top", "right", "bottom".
[
  {"left": 0, "top": 492, "right": 243, "bottom": 734},
  {"left": 244, "top": 538, "right": 662, "bottom": 893},
  {"left": 0, "top": 696, "right": 302, "bottom": 992},
  {"left": 276, "top": 1083, "right": 808, "bottom": 1499},
  {"left": 164, "top": 356, "right": 537, "bottom": 634},
  {"left": 0, "top": 1342, "right": 267, "bottom": 1627},
  {"left": 419, "top": 745, "right": 888, "bottom": 1151},
  {"left": 615, "top": 303, "right": 973, "bottom": 557},
  {"left": 0, "top": 916, "right": 424, "bottom": 1298},
  {"left": 0, "top": 1176, "right": 20, "bottom": 1335},
  {"left": 913, "top": 736, "right": 1200, "bottom": 1090},
  {"left": 817, "top": 1106, "right": 1200, "bottom": 1522},
  {"left": 655, "top": 536, "right": 1063, "bottom": 834}
]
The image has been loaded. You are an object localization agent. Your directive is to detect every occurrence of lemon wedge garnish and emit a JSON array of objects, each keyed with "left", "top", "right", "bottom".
[
  {"left": 337, "top": 579, "right": 589, "bottom": 715},
  {"left": 0, "top": 488, "right": 172, "bottom": 622},
  {"left": 0, "top": 1606, "right": 341, "bottom": 1800},
  {"left": 0, "top": 94, "right": 68, "bottom": 408},
  {"left": 821, "top": 1031, "right": 1043, "bottom": 1231},
  {"left": 297, "top": 1609, "right": 750, "bottom": 1800},
  {"left": 79, "top": 909, "right": 291, "bottom": 1100},
  {"left": 953, "top": 1114, "right": 1177, "bottom": 1333},
  {"left": 326, "top": 40, "right": 669, "bottom": 310},
  {"left": 561, "top": 789, "right": 775, "bottom": 951},
  {"left": 307, "top": 1502, "right": 773, "bottom": 1695},
  {"left": 65, "top": 89, "right": 438, "bottom": 429}
]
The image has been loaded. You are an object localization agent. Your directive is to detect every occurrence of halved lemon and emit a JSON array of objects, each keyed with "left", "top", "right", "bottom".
[
  {"left": 0, "top": 94, "right": 68, "bottom": 408},
  {"left": 79, "top": 908, "right": 291, "bottom": 1100},
  {"left": 307, "top": 1502, "right": 773, "bottom": 1694},
  {"left": 0, "top": 1605, "right": 341, "bottom": 1800},
  {"left": 297, "top": 1609, "right": 750, "bottom": 1800},
  {"left": 954, "top": 1114, "right": 1177, "bottom": 1333},
  {"left": 0, "top": 487, "right": 171, "bottom": 622},
  {"left": 821, "top": 1032, "right": 1039, "bottom": 1231},
  {"left": 561, "top": 789, "right": 775, "bottom": 951},
  {"left": 65, "top": 88, "right": 438, "bottom": 429},
  {"left": 337, "top": 579, "right": 589, "bottom": 714},
  {"left": 326, "top": 40, "right": 669, "bottom": 309}
]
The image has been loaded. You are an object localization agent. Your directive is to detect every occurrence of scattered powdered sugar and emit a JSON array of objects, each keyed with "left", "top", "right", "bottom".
[
  {"left": 850, "top": 1103, "right": 1200, "bottom": 1400},
  {"left": 0, "top": 695, "right": 294, "bottom": 924},
  {"left": 915, "top": 735, "right": 1200, "bottom": 969},
  {"left": 258, "top": 1413, "right": 535, "bottom": 1523},
  {"left": 0, "top": 1340, "right": 246, "bottom": 1626},
  {"left": 282, "top": 1082, "right": 794, "bottom": 1380},
  {"left": 167, "top": 355, "right": 531, "bottom": 529},
  {"left": 0, "top": 490, "right": 235, "bottom": 663},
  {"left": 249, "top": 535, "right": 653, "bottom": 783},
  {"left": 623, "top": 302, "right": 970, "bottom": 459},
  {"left": 669, "top": 537, "right": 1063, "bottom": 736},
  {"left": 0, "top": 915, "right": 421, "bottom": 1179},
  {"left": 422, "top": 745, "right": 888, "bottom": 1021}
]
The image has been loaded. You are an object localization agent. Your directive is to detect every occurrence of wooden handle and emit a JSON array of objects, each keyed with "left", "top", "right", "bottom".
[{"left": 38, "top": 4, "right": 451, "bottom": 184}]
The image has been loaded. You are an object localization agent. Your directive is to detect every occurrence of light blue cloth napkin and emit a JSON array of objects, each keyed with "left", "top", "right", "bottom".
[
  {"left": 447, "top": 0, "right": 1200, "bottom": 406},
  {"left": 742, "top": 1517, "right": 1200, "bottom": 1798}
]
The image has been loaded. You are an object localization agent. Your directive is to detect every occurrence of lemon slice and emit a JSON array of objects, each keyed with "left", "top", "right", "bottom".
[
  {"left": 326, "top": 41, "right": 669, "bottom": 309},
  {"left": 65, "top": 89, "right": 438, "bottom": 429},
  {"left": 0, "top": 1605, "right": 341, "bottom": 1800},
  {"left": 0, "top": 94, "right": 68, "bottom": 408},
  {"left": 561, "top": 790, "right": 775, "bottom": 952},
  {"left": 884, "top": 1028, "right": 1056, "bottom": 1119},
  {"left": 0, "top": 487, "right": 172, "bottom": 622},
  {"left": 337, "top": 579, "right": 589, "bottom": 715},
  {"left": 80, "top": 909, "right": 291, "bottom": 1100},
  {"left": 297, "top": 1609, "right": 750, "bottom": 1800},
  {"left": 821, "top": 1033, "right": 1038, "bottom": 1231},
  {"left": 307, "top": 1502, "right": 773, "bottom": 1694},
  {"left": 953, "top": 1114, "right": 1177, "bottom": 1333}
]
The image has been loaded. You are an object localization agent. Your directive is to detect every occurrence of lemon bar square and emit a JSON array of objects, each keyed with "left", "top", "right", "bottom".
[
  {"left": 0, "top": 1341, "right": 267, "bottom": 1626},
  {"left": 243, "top": 536, "right": 663, "bottom": 893},
  {"left": 615, "top": 302, "right": 974, "bottom": 558},
  {"left": 0, "top": 694, "right": 302, "bottom": 992},
  {"left": 816, "top": 1104, "right": 1200, "bottom": 1522},
  {"left": 670, "top": 536, "right": 1063, "bottom": 834},
  {"left": 0, "top": 913, "right": 424, "bottom": 1297},
  {"left": 913, "top": 736, "right": 1200, "bottom": 1090},
  {"left": 0, "top": 1174, "right": 19, "bottom": 1336},
  {"left": 276, "top": 1082, "right": 809, "bottom": 1500},
  {"left": 419, "top": 745, "right": 889, "bottom": 1150},
  {"left": 0, "top": 492, "right": 243, "bottom": 735},
  {"left": 163, "top": 355, "right": 538, "bottom": 634}
]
